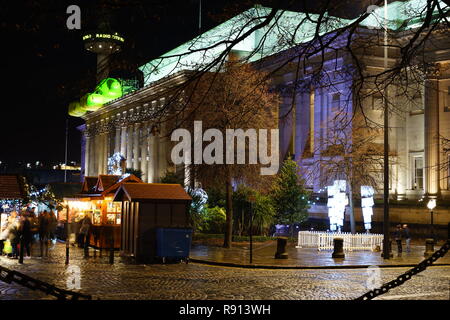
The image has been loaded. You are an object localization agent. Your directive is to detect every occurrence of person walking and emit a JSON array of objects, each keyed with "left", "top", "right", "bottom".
[
  {"left": 402, "top": 224, "right": 411, "bottom": 253},
  {"left": 74, "top": 215, "right": 83, "bottom": 247},
  {"left": 38, "top": 210, "right": 51, "bottom": 257},
  {"left": 79, "top": 214, "right": 92, "bottom": 251},
  {"left": 394, "top": 224, "right": 403, "bottom": 256},
  {"left": 0, "top": 213, "right": 9, "bottom": 255},
  {"left": 29, "top": 209, "right": 39, "bottom": 242},
  {"left": 19, "top": 212, "right": 33, "bottom": 259},
  {"left": 48, "top": 210, "right": 57, "bottom": 249},
  {"left": 7, "top": 212, "right": 19, "bottom": 259}
]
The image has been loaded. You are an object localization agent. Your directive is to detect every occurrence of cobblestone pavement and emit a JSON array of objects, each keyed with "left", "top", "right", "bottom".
[
  {"left": 191, "top": 240, "right": 450, "bottom": 267},
  {"left": 0, "top": 243, "right": 449, "bottom": 300}
]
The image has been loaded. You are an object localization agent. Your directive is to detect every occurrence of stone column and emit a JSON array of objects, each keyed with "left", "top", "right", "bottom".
[
  {"left": 278, "top": 94, "right": 294, "bottom": 161},
  {"left": 158, "top": 122, "right": 167, "bottom": 180},
  {"left": 103, "top": 132, "right": 108, "bottom": 174},
  {"left": 148, "top": 131, "right": 158, "bottom": 183},
  {"left": 88, "top": 128, "right": 95, "bottom": 177},
  {"left": 97, "top": 120, "right": 105, "bottom": 175},
  {"left": 105, "top": 119, "right": 111, "bottom": 161},
  {"left": 133, "top": 122, "right": 140, "bottom": 170},
  {"left": 295, "top": 92, "right": 310, "bottom": 163},
  {"left": 120, "top": 113, "right": 127, "bottom": 160},
  {"left": 98, "top": 132, "right": 105, "bottom": 175},
  {"left": 424, "top": 67, "right": 440, "bottom": 198},
  {"left": 313, "top": 87, "right": 324, "bottom": 192},
  {"left": 140, "top": 122, "right": 149, "bottom": 182},
  {"left": 84, "top": 130, "right": 90, "bottom": 179},
  {"left": 126, "top": 124, "right": 134, "bottom": 169},
  {"left": 91, "top": 122, "right": 99, "bottom": 177},
  {"left": 114, "top": 115, "right": 121, "bottom": 154}
]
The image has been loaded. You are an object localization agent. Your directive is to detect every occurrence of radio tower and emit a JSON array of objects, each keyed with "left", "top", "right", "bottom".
[{"left": 82, "top": 11, "right": 124, "bottom": 82}]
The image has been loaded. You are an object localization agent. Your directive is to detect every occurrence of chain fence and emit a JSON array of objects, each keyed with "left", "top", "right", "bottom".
[
  {"left": 0, "top": 264, "right": 92, "bottom": 300},
  {"left": 355, "top": 239, "right": 450, "bottom": 300}
]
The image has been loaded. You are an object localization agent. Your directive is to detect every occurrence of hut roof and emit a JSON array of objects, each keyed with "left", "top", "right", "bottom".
[
  {"left": 95, "top": 175, "right": 121, "bottom": 192},
  {"left": 0, "top": 175, "right": 27, "bottom": 200},
  {"left": 81, "top": 176, "right": 98, "bottom": 193},
  {"left": 102, "top": 174, "right": 143, "bottom": 196},
  {"left": 114, "top": 183, "right": 192, "bottom": 202}
]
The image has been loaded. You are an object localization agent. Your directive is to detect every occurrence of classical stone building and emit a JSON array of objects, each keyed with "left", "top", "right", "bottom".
[
  {"left": 78, "top": 71, "right": 191, "bottom": 183},
  {"left": 77, "top": 1, "right": 450, "bottom": 230}
]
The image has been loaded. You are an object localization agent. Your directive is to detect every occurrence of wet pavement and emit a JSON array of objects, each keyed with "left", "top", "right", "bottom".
[
  {"left": 190, "top": 240, "right": 450, "bottom": 268},
  {"left": 0, "top": 241, "right": 449, "bottom": 300}
]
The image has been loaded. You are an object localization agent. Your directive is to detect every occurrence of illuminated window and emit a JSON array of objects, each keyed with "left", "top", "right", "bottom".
[
  {"left": 372, "top": 94, "right": 383, "bottom": 111},
  {"left": 412, "top": 156, "right": 424, "bottom": 190},
  {"left": 331, "top": 93, "right": 340, "bottom": 113},
  {"left": 447, "top": 155, "right": 450, "bottom": 190},
  {"left": 444, "top": 86, "right": 450, "bottom": 112}
]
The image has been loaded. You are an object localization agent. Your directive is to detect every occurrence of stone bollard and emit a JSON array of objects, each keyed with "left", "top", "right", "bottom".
[
  {"left": 84, "top": 236, "right": 89, "bottom": 258},
  {"left": 381, "top": 240, "right": 393, "bottom": 258},
  {"left": 424, "top": 238, "right": 435, "bottom": 258},
  {"left": 332, "top": 237, "right": 345, "bottom": 259},
  {"left": 274, "top": 237, "right": 289, "bottom": 259}
]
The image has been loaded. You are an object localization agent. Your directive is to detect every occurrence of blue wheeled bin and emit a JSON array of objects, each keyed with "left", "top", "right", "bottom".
[{"left": 156, "top": 228, "right": 193, "bottom": 263}]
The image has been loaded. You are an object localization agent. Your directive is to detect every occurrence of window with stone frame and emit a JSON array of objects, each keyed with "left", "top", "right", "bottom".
[
  {"left": 412, "top": 155, "right": 424, "bottom": 190},
  {"left": 447, "top": 154, "right": 450, "bottom": 190},
  {"left": 444, "top": 86, "right": 450, "bottom": 112},
  {"left": 331, "top": 92, "right": 341, "bottom": 113},
  {"left": 371, "top": 94, "right": 383, "bottom": 111},
  {"left": 409, "top": 88, "right": 424, "bottom": 115}
]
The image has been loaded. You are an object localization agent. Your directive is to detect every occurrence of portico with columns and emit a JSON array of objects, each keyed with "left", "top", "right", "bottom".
[{"left": 78, "top": 72, "right": 193, "bottom": 182}]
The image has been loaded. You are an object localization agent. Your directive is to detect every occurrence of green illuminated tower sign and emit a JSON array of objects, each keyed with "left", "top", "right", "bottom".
[{"left": 68, "top": 78, "right": 123, "bottom": 117}]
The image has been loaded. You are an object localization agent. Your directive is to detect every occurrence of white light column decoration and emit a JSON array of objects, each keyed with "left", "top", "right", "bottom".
[
  {"left": 327, "top": 180, "right": 348, "bottom": 232},
  {"left": 361, "top": 186, "right": 375, "bottom": 232}
]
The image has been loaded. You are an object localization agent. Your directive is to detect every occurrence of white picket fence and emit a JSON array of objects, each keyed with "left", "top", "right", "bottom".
[{"left": 296, "top": 231, "right": 383, "bottom": 251}]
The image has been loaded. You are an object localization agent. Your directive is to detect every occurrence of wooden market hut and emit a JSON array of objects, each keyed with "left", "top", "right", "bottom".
[
  {"left": 113, "top": 183, "right": 192, "bottom": 263},
  {"left": 0, "top": 175, "right": 28, "bottom": 228},
  {"left": 64, "top": 174, "right": 143, "bottom": 249}
]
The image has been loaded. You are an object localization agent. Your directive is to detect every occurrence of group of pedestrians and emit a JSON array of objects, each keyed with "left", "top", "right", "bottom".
[
  {"left": 0, "top": 208, "right": 57, "bottom": 259},
  {"left": 393, "top": 224, "right": 412, "bottom": 256}
]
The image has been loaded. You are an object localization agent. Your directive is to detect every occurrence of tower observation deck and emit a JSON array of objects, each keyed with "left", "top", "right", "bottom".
[{"left": 82, "top": 20, "right": 125, "bottom": 82}]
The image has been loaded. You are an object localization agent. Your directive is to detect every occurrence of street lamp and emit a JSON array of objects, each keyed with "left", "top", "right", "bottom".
[
  {"left": 382, "top": 0, "right": 390, "bottom": 260},
  {"left": 248, "top": 195, "right": 256, "bottom": 264},
  {"left": 427, "top": 199, "right": 436, "bottom": 242}
]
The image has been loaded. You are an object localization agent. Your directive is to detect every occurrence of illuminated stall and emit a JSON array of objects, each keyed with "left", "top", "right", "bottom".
[
  {"left": 0, "top": 174, "right": 27, "bottom": 218},
  {"left": 62, "top": 174, "right": 142, "bottom": 249}
]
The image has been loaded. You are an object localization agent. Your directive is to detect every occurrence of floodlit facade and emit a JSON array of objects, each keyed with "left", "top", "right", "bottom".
[{"left": 78, "top": 0, "right": 450, "bottom": 212}]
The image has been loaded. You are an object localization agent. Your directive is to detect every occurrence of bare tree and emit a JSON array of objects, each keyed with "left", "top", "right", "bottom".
[
  {"left": 309, "top": 113, "right": 387, "bottom": 233},
  {"left": 166, "top": 62, "right": 279, "bottom": 248}
]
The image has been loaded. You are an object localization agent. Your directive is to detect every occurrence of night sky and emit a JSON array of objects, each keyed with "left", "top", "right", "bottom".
[{"left": 0, "top": 0, "right": 377, "bottom": 167}]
